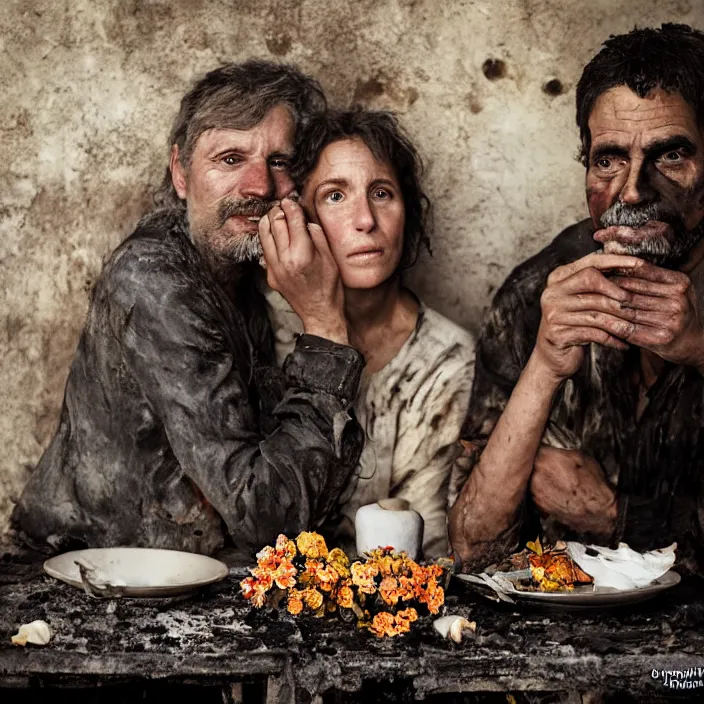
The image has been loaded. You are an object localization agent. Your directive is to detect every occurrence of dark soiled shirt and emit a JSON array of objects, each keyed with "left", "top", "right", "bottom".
[
  {"left": 452, "top": 219, "right": 704, "bottom": 576},
  {"left": 12, "top": 208, "right": 364, "bottom": 557}
]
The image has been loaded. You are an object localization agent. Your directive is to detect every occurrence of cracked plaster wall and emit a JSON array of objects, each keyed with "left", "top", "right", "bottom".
[{"left": 1, "top": 0, "right": 702, "bottom": 533}]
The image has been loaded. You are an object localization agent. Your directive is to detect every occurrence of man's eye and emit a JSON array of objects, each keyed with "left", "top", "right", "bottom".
[
  {"left": 661, "top": 151, "right": 682, "bottom": 162},
  {"left": 270, "top": 158, "right": 290, "bottom": 169},
  {"left": 325, "top": 191, "right": 344, "bottom": 203},
  {"left": 222, "top": 155, "right": 241, "bottom": 166},
  {"left": 596, "top": 157, "right": 612, "bottom": 169}
]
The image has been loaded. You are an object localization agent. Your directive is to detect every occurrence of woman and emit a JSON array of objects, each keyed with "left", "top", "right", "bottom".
[{"left": 261, "top": 108, "right": 474, "bottom": 558}]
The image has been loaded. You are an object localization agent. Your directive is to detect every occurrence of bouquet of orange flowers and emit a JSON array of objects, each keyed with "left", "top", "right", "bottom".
[{"left": 240, "top": 531, "right": 445, "bottom": 637}]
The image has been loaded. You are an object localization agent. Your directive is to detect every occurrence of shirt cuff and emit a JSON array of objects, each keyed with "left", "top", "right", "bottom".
[{"left": 283, "top": 334, "right": 364, "bottom": 406}]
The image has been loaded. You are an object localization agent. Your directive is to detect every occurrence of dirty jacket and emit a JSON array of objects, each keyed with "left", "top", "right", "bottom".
[{"left": 12, "top": 208, "right": 364, "bottom": 557}]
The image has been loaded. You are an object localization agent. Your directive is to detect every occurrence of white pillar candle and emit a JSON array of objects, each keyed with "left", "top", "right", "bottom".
[{"left": 354, "top": 499, "right": 424, "bottom": 560}]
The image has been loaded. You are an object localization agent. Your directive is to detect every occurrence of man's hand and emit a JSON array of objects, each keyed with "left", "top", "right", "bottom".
[
  {"left": 609, "top": 262, "right": 704, "bottom": 372},
  {"left": 532, "top": 252, "right": 645, "bottom": 382},
  {"left": 259, "top": 198, "right": 349, "bottom": 345},
  {"left": 530, "top": 446, "right": 617, "bottom": 538}
]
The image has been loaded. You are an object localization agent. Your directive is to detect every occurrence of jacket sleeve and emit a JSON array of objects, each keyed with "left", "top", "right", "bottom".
[{"left": 116, "top": 261, "right": 364, "bottom": 554}]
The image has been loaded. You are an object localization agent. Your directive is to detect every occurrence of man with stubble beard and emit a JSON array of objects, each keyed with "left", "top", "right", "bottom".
[
  {"left": 450, "top": 24, "right": 704, "bottom": 576},
  {"left": 12, "top": 61, "right": 364, "bottom": 559}
]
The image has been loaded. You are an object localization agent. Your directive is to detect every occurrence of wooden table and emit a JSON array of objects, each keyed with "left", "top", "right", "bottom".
[{"left": 1, "top": 556, "right": 703, "bottom": 703}]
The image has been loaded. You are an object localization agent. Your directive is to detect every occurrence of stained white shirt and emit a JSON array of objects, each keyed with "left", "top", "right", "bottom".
[{"left": 263, "top": 286, "right": 475, "bottom": 558}]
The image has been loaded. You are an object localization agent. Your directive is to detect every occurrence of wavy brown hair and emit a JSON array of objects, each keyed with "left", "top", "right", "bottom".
[{"left": 291, "top": 107, "right": 431, "bottom": 271}]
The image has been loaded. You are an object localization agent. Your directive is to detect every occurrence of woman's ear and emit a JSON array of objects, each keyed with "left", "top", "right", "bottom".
[{"left": 170, "top": 145, "right": 188, "bottom": 200}]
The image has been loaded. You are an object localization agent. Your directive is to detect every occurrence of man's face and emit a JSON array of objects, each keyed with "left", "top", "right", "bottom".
[
  {"left": 172, "top": 104, "right": 295, "bottom": 264},
  {"left": 586, "top": 86, "right": 704, "bottom": 268}
]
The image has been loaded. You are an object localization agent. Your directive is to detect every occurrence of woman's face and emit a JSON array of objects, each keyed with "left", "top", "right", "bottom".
[{"left": 301, "top": 138, "right": 405, "bottom": 290}]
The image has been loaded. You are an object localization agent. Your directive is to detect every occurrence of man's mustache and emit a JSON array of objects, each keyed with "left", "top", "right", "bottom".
[
  {"left": 599, "top": 201, "right": 683, "bottom": 229},
  {"left": 217, "top": 198, "right": 273, "bottom": 226}
]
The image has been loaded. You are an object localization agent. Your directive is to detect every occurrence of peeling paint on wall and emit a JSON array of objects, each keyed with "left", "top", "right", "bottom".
[{"left": 2, "top": 0, "right": 703, "bottom": 532}]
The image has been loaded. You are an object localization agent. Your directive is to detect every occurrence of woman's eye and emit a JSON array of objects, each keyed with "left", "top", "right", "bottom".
[
  {"left": 325, "top": 191, "right": 344, "bottom": 203},
  {"left": 373, "top": 189, "right": 390, "bottom": 199}
]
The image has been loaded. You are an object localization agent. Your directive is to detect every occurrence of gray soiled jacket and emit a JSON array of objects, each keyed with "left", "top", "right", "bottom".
[{"left": 12, "top": 207, "right": 365, "bottom": 557}]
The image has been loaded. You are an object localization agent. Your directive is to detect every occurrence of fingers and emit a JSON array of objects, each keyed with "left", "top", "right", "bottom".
[
  {"left": 547, "top": 266, "right": 630, "bottom": 303},
  {"left": 546, "top": 324, "right": 630, "bottom": 351},
  {"left": 267, "top": 204, "right": 291, "bottom": 252},
  {"left": 258, "top": 212, "right": 278, "bottom": 261},
  {"left": 307, "top": 222, "right": 335, "bottom": 262},
  {"left": 610, "top": 275, "right": 690, "bottom": 299},
  {"left": 280, "top": 198, "right": 313, "bottom": 258},
  {"left": 616, "top": 261, "right": 689, "bottom": 286},
  {"left": 547, "top": 252, "right": 644, "bottom": 286}
]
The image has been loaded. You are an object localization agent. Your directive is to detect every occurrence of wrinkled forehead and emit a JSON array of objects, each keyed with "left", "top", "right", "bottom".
[
  {"left": 184, "top": 102, "right": 296, "bottom": 160},
  {"left": 588, "top": 85, "right": 702, "bottom": 150}
]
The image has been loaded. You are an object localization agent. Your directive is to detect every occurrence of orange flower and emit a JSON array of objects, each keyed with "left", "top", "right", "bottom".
[
  {"left": 255, "top": 545, "right": 279, "bottom": 571},
  {"left": 302, "top": 588, "right": 324, "bottom": 611},
  {"left": 272, "top": 558, "right": 297, "bottom": 590},
  {"left": 327, "top": 548, "right": 351, "bottom": 578},
  {"left": 379, "top": 576, "right": 401, "bottom": 606},
  {"left": 396, "top": 607, "right": 418, "bottom": 623},
  {"left": 240, "top": 576, "right": 259, "bottom": 600},
  {"left": 250, "top": 568, "right": 274, "bottom": 592},
  {"left": 275, "top": 534, "right": 297, "bottom": 560},
  {"left": 377, "top": 554, "right": 404, "bottom": 577},
  {"left": 335, "top": 583, "right": 355, "bottom": 609},
  {"left": 286, "top": 589, "right": 304, "bottom": 615},
  {"left": 296, "top": 531, "right": 329, "bottom": 559},
  {"left": 397, "top": 575, "right": 418, "bottom": 600},
  {"left": 351, "top": 561, "right": 379, "bottom": 594},
  {"left": 369, "top": 611, "right": 398, "bottom": 637}
]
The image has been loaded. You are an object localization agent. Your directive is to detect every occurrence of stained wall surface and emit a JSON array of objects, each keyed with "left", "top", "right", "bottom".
[{"left": 1, "top": 0, "right": 702, "bottom": 533}]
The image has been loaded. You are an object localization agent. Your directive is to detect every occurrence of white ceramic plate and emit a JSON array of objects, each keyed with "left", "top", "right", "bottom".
[
  {"left": 457, "top": 569, "right": 681, "bottom": 609},
  {"left": 44, "top": 547, "right": 229, "bottom": 598}
]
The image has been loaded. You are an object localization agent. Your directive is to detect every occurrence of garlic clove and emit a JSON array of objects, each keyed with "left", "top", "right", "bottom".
[
  {"left": 433, "top": 615, "right": 476, "bottom": 643},
  {"left": 11, "top": 620, "right": 52, "bottom": 646}
]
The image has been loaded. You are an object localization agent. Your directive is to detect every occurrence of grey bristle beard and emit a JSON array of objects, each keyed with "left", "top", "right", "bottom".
[{"left": 600, "top": 201, "right": 704, "bottom": 269}]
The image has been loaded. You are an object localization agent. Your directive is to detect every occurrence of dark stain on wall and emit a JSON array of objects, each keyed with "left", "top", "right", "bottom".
[
  {"left": 353, "top": 75, "right": 386, "bottom": 104},
  {"left": 266, "top": 32, "right": 293, "bottom": 56},
  {"left": 543, "top": 78, "right": 565, "bottom": 96},
  {"left": 482, "top": 58, "right": 507, "bottom": 81}
]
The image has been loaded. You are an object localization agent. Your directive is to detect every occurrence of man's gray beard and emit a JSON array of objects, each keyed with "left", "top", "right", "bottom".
[
  {"left": 600, "top": 200, "right": 704, "bottom": 268},
  {"left": 224, "top": 231, "right": 264, "bottom": 263}
]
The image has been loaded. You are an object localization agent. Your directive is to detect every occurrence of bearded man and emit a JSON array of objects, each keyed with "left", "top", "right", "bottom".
[
  {"left": 12, "top": 61, "right": 364, "bottom": 558},
  {"left": 450, "top": 24, "right": 704, "bottom": 576}
]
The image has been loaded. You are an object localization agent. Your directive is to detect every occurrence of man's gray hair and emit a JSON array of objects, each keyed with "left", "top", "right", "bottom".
[{"left": 154, "top": 59, "right": 327, "bottom": 207}]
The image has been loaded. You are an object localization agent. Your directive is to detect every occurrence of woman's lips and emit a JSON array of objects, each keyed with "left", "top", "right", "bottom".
[
  {"left": 347, "top": 249, "right": 384, "bottom": 262},
  {"left": 594, "top": 221, "right": 676, "bottom": 247}
]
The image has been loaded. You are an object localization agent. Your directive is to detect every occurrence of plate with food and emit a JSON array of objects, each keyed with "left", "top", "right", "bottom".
[
  {"left": 44, "top": 547, "right": 229, "bottom": 598},
  {"left": 456, "top": 538, "right": 680, "bottom": 609}
]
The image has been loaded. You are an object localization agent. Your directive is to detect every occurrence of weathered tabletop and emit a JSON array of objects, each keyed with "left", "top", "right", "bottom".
[{"left": 1, "top": 556, "right": 703, "bottom": 702}]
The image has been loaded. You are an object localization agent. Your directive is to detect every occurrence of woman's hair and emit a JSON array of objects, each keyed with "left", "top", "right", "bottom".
[
  {"left": 292, "top": 107, "right": 431, "bottom": 270},
  {"left": 577, "top": 23, "right": 704, "bottom": 165},
  {"left": 155, "top": 60, "right": 326, "bottom": 207}
]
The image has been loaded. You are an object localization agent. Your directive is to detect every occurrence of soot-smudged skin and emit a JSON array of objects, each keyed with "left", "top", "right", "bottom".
[
  {"left": 12, "top": 207, "right": 364, "bottom": 557},
  {"left": 455, "top": 219, "right": 704, "bottom": 576}
]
